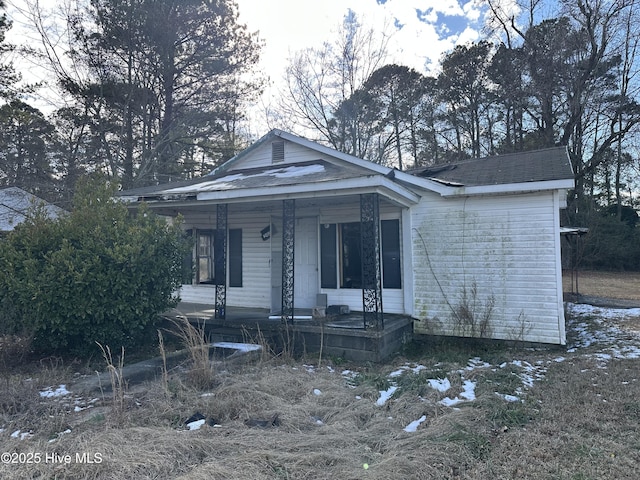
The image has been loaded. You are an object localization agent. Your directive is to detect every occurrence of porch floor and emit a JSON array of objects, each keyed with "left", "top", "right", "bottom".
[{"left": 169, "top": 303, "right": 414, "bottom": 362}]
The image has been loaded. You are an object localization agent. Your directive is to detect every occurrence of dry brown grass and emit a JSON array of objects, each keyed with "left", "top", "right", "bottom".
[
  {"left": 563, "top": 269, "right": 640, "bottom": 300},
  {"left": 2, "top": 337, "right": 639, "bottom": 480},
  {"left": 3, "top": 279, "right": 640, "bottom": 479}
]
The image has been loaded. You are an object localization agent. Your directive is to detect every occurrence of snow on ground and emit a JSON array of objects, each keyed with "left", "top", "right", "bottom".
[
  {"left": 6, "top": 303, "right": 640, "bottom": 439},
  {"left": 376, "top": 386, "right": 399, "bottom": 406},
  {"left": 211, "top": 341, "right": 262, "bottom": 353},
  {"left": 566, "top": 303, "right": 640, "bottom": 362},
  {"left": 39, "top": 384, "right": 71, "bottom": 398},
  {"left": 403, "top": 415, "right": 427, "bottom": 432},
  {"left": 376, "top": 302, "right": 640, "bottom": 431}
]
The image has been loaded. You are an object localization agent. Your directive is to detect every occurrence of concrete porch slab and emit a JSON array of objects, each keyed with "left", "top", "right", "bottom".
[{"left": 169, "top": 303, "right": 414, "bottom": 362}]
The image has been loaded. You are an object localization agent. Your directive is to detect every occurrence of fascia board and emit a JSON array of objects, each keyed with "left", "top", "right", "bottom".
[
  {"left": 390, "top": 170, "right": 454, "bottom": 196},
  {"left": 195, "top": 175, "right": 420, "bottom": 207},
  {"left": 440, "top": 178, "right": 575, "bottom": 197}
]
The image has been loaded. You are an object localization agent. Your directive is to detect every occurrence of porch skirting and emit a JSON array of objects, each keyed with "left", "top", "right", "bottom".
[{"left": 172, "top": 304, "right": 413, "bottom": 363}]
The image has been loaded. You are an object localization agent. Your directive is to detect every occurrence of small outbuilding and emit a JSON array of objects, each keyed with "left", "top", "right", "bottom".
[{"left": 120, "top": 130, "right": 574, "bottom": 358}]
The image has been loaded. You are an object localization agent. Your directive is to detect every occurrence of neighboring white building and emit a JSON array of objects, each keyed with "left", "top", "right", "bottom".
[
  {"left": 0, "top": 187, "right": 65, "bottom": 233},
  {"left": 120, "top": 130, "right": 574, "bottom": 345}
]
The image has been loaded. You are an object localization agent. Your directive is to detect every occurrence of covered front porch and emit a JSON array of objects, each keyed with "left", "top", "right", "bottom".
[
  {"left": 178, "top": 191, "right": 412, "bottom": 323},
  {"left": 169, "top": 191, "right": 415, "bottom": 361}
]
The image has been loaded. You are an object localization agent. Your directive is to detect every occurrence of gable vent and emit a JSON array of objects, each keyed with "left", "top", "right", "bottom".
[{"left": 272, "top": 140, "right": 285, "bottom": 163}]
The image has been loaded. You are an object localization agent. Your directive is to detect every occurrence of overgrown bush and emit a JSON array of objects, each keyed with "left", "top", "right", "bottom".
[{"left": 0, "top": 178, "right": 191, "bottom": 356}]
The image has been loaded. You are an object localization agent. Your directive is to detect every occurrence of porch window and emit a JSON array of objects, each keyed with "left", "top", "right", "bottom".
[
  {"left": 320, "top": 219, "right": 401, "bottom": 289},
  {"left": 381, "top": 219, "right": 401, "bottom": 288},
  {"left": 197, "top": 230, "right": 215, "bottom": 284},
  {"left": 340, "top": 223, "right": 362, "bottom": 288},
  {"left": 186, "top": 228, "right": 242, "bottom": 286}
]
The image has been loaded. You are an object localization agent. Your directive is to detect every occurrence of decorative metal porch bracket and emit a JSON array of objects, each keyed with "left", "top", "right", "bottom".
[
  {"left": 214, "top": 204, "right": 228, "bottom": 319},
  {"left": 360, "top": 193, "right": 383, "bottom": 330},
  {"left": 281, "top": 199, "right": 295, "bottom": 324}
]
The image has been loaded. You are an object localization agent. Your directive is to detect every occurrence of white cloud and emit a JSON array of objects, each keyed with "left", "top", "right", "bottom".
[{"left": 236, "top": 0, "right": 484, "bottom": 81}]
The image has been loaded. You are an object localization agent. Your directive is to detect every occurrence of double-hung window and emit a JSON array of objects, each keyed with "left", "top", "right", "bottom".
[
  {"left": 184, "top": 228, "right": 243, "bottom": 286},
  {"left": 320, "top": 219, "right": 401, "bottom": 290}
]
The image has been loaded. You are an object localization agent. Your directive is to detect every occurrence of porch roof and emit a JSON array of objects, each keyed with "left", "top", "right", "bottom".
[{"left": 119, "top": 159, "right": 421, "bottom": 207}]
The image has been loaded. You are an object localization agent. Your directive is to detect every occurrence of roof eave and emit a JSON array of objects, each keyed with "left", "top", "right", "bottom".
[
  {"left": 441, "top": 178, "right": 575, "bottom": 197},
  {"left": 195, "top": 175, "right": 420, "bottom": 207},
  {"left": 121, "top": 176, "right": 420, "bottom": 209}
]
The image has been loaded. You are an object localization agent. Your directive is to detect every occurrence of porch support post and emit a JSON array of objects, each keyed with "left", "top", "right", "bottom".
[
  {"left": 360, "top": 193, "right": 383, "bottom": 330},
  {"left": 281, "top": 199, "right": 296, "bottom": 324},
  {"left": 214, "top": 204, "right": 228, "bottom": 319}
]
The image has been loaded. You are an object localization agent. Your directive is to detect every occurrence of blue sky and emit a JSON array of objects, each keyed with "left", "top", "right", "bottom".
[{"left": 234, "top": 0, "right": 518, "bottom": 80}]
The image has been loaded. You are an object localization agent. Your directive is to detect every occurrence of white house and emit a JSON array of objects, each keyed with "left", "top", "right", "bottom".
[
  {"left": 0, "top": 187, "right": 65, "bottom": 233},
  {"left": 120, "top": 129, "right": 574, "bottom": 347}
]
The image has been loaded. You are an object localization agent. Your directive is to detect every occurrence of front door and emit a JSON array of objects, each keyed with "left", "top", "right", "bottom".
[
  {"left": 270, "top": 216, "right": 319, "bottom": 313},
  {"left": 294, "top": 217, "right": 319, "bottom": 309}
]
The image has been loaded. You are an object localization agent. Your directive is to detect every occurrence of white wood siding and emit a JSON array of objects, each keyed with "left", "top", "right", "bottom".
[
  {"left": 180, "top": 209, "right": 272, "bottom": 308},
  {"left": 228, "top": 140, "right": 327, "bottom": 171},
  {"left": 411, "top": 192, "right": 565, "bottom": 344}
]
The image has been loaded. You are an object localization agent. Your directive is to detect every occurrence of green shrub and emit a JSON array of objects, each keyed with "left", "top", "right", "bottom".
[{"left": 0, "top": 178, "right": 191, "bottom": 356}]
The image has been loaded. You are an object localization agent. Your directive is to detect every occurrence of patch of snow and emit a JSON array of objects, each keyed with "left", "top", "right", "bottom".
[
  {"left": 427, "top": 378, "right": 451, "bottom": 392},
  {"left": 272, "top": 164, "right": 325, "bottom": 178},
  {"left": 48, "top": 428, "right": 72, "bottom": 443},
  {"left": 376, "top": 386, "right": 398, "bottom": 406},
  {"left": 40, "top": 385, "right": 71, "bottom": 398},
  {"left": 165, "top": 165, "right": 326, "bottom": 194},
  {"left": 212, "top": 341, "right": 261, "bottom": 353},
  {"left": 388, "top": 364, "right": 427, "bottom": 378},
  {"left": 403, "top": 415, "right": 427, "bottom": 432},
  {"left": 496, "top": 392, "right": 521, "bottom": 402},
  {"left": 439, "top": 381, "right": 476, "bottom": 406},
  {"left": 10, "top": 429, "right": 32, "bottom": 440},
  {"left": 439, "top": 396, "right": 463, "bottom": 407},
  {"left": 465, "top": 357, "right": 491, "bottom": 371},
  {"left": 460, "top": 380, "right": 476, "bottom": 401}
]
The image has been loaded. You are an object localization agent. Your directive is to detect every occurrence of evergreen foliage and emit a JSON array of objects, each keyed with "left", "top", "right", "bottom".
[{"left": 0, "top": 178, "right": 191, "bottom": 356}]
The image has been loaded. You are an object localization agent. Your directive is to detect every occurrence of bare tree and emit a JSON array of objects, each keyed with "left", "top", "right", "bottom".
[{"left": 277, "top": 9, "right": 389, "bottom": 158}]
